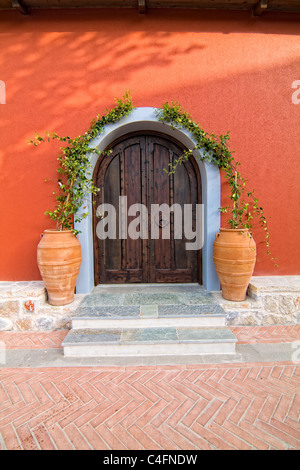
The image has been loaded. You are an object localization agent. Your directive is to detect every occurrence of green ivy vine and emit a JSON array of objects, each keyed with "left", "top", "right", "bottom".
[
  {"left": 155, "top": 101, "right": 277, "bottom": 267},
  {"left": 29, "top": 91, "right": 277, "bottom": 266},
  {"left": 29, "top": 91, "right": 133, "bottom": 235}
]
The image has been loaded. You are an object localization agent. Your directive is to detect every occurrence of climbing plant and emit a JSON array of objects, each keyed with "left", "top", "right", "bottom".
[
  {"left": 29, "top": 91, "right": 276, "bottom": 265},
  {"left": 29, "top": 91, "right": 134, "bottom": 234},
  {"left": 155, "top": 101, "right": 277, "bottom": 266}
]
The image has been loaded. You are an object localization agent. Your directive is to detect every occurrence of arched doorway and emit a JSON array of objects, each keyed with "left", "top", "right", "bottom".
[
  {"left": 93, "top": 132, "right": 202, "bottom": 284},
  {"left": 74, "top": 107, "right": 221, "bottom": 294}
]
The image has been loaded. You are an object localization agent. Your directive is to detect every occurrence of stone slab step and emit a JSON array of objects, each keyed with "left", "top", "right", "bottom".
[
  {"left": 78, "top": 291, "right": 220, "bottom": 308},
  {"left": 62, "top": 326, "right": 237, "bottom": 358},
  {"left": 71, "top": 304, "right": 226, "bottom": 329}
]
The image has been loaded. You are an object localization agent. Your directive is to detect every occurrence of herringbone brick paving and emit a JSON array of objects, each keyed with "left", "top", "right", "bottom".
[
  {"left": 0, "top": 326, "right": 299, "bottom": 450},
  {"left": 1, "top": 325, "right": 299, "bottom": 349}
]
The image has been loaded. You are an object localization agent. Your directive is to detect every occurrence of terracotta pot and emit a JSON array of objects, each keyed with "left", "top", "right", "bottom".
[
  {"left": 37, "top": 230, "right": 82, "bottom": 306},
  {"left": 213, "top": 228, "right": 256, "bottom": 302}
]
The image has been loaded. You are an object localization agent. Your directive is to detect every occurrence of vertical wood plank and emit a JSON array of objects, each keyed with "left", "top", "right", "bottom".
[
  {"left": 93, "top": 132, "right": 202, "bottom": 284},
  {"left": 104, "top": 155, "right": 121, "bottom": 270}
]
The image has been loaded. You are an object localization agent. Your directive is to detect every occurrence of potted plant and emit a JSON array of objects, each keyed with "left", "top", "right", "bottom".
[
  {"left": 31, "top": 93, "right": 276, "bottom": 304},
  {"left": 213, "top": 168, "right": 257, "bottom": 302},
  {"left": 30, "top": 129, "right": 100, "bottom": 305},
  {"left": 30, "top": 92, "right": 134, "bottom": 305},
  {"left": 155, "top": 101, "right": 277, "bottom": 301}
]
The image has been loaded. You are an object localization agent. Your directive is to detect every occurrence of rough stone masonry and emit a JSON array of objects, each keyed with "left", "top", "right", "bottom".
[{"left": 0, "top": 277, "right": 299, "bottom": 331}]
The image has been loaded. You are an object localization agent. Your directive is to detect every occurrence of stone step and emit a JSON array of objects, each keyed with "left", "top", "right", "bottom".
[
  {"left": 62, "top": 326, "right": 237, "bottom": 358},
  {"left": 71, "top": 283, "right": 227, "bottom": 330},
  {"left": 77, "top": 284, "right": 222, "bottom": 309},
  {"left": 71, "top": 304, "right": 226, "bottom": 329},
  {"left": 64, "top": 284, "right": 237, "bottom": 360}
]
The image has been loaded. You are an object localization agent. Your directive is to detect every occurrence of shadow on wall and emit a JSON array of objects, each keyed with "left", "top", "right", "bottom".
[
  {"left": 0, "top": 8, "right": 299, "bottom": 279},
  {"left": 0, "top": 8, "right": 300, "bottom": 118}
]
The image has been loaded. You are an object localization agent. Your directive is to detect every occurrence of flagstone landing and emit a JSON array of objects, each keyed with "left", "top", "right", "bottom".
[
  {"left": 62, "top": 284, "right": 237, "bottom": 359},
  {"left": 0, "top": 276, "right": 299, "bottom": 334}
]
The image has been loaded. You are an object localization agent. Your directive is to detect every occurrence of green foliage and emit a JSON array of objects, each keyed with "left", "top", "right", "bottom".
[
  {"left": 155, "top": 101, "right": 277, "bottom": 266},
  {"left": 29, "top": 91, "right": 134, "bottom": 235},
  {"left": 29, "top": 91, "right": 276, "bottom": 266}
]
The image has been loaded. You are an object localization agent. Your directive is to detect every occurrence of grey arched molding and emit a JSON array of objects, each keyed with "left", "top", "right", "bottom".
[{"left": 75, "top": 107, "right": 220, "bottom": 293}]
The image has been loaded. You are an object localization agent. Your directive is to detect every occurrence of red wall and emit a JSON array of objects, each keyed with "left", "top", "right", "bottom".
[{"left": 0, "top": 8, "right": 299, "bottom": 280}]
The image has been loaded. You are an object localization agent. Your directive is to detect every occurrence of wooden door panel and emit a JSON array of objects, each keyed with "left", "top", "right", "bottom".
[
  {"left": 151, "top": 139, "right": 172, "bottom": 275},
  {"left": 123, "top": 142, "right": 143, "bottom": 272},
  {"left": 93, "top": 133, "right": 201, "bottom": 285},
  {"left": 104, "top": 153, "right": 121, "bottom": 271},
  {"left": 94, "top": 137, "right": 146, "bottom": 283},
  {"left": 148, "top": 136, "right": 199, "bottom": 283},
  {"left": 174, "top": 161, "right": 189, "bottom": 270}
]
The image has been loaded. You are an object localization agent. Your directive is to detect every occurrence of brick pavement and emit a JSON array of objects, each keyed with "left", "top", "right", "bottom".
[
  {"left": 1, "top": 325, "right": 299, "bottom": 349},
  {"left": 0, "top": 326, "right": 299, "bottom": 450}
]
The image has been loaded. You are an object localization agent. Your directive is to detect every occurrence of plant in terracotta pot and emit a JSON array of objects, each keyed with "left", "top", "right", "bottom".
[
  {"left": 30, "top": 130, "right": 100, "bottom": 306},
  {"left": 155, "top": 100, "right": 277, "bottom": 301},
  {"left": 213, "top": 166, "right": 258, "bottom": 302},
  {"left": 30, "top": 92, "right": 133, "bottom": 305},
  {"left": 30, "top": 92, "right": 275, "bottom": 304}
]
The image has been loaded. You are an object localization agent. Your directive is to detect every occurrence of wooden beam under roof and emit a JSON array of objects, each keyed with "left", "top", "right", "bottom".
[
  {"left": 0, "top": 0, "right": 299, "bottom": 14},
  {"left": 252, "top": 0, "right": 268, "bottom": 15},
  {"left": 138, "top": 0, "right": 146, "bottom": 13},
  {"left": 11, "top": 0, "right": 29, "bottom": 14}
]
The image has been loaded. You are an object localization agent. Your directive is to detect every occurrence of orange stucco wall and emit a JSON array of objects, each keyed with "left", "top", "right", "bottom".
[{"left": 0, "top": 8, "right": 299, "bottom": 281}]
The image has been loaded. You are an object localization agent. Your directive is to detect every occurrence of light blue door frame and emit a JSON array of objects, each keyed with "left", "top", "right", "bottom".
[{"left": 75, "top": 108, "right": 220, "bottom": 293}]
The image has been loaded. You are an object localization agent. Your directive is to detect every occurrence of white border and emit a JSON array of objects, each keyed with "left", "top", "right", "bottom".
[{"left": 75, "top": 107, "right": 220, "bottom": 293}]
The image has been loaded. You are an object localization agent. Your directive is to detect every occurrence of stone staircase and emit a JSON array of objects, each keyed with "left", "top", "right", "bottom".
[{"left": 62, "top": 284, "right": 237, "bottom": 360}]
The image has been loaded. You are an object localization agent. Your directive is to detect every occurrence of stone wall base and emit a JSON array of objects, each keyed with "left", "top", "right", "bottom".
[
  {"left": 215, "top": 276, "right": 300, "bottom": 326},
  {"left": 0, "top": 276, "right": 299, "bottom": 331},
  {"left": 0, "top": 282, "right": 85, "bottom": 331}
]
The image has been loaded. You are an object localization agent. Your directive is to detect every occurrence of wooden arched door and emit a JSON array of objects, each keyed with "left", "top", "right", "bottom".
[{"left": 93, "top": 133, "right": 202, "bottom": 284}]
